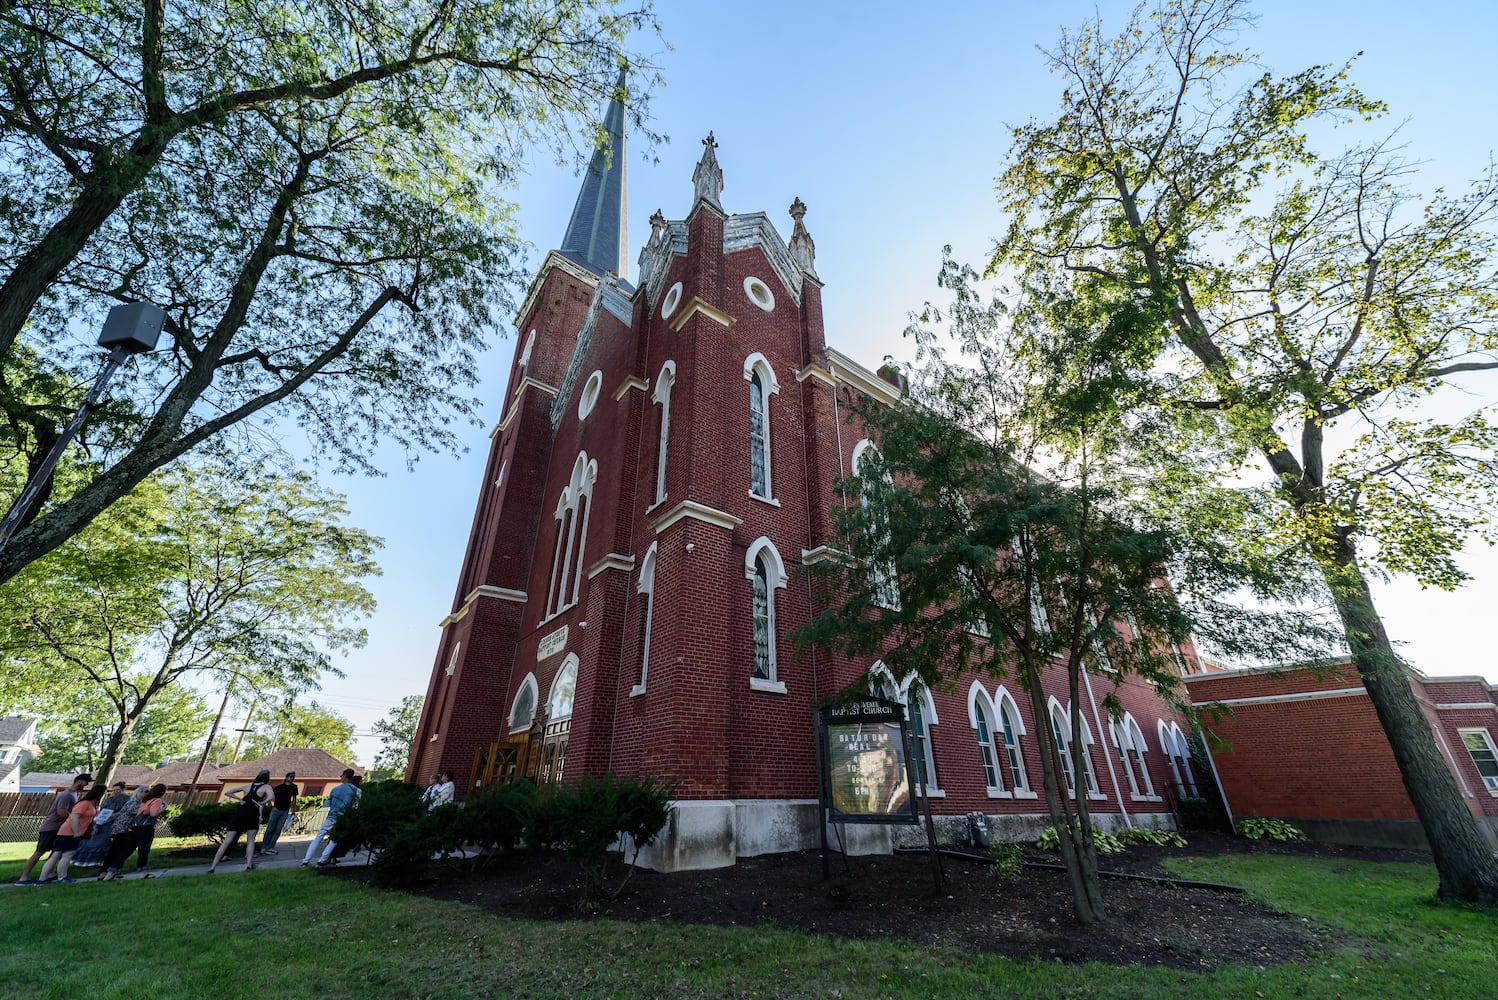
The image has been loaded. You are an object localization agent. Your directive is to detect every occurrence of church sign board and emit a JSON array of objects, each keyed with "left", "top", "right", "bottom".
[{"left": 817, "top": 698, "right": 919, "bottom": 825}]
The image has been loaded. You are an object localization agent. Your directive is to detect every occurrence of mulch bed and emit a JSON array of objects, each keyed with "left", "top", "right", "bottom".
[{"left": 318, "top": 833, "right": 1431, "bottom": 970}]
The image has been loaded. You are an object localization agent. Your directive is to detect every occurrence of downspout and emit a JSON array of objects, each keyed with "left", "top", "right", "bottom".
[
  {"left": 1199, "top": 738, "right": 1236, "bottom": 832},
  {"left": 1081, "top": 666, "right": 1131, "bottom": 828}
]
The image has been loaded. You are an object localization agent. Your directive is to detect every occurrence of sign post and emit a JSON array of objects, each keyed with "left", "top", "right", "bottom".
[{"left": 816, "top": 696, "right": 941, "bottom": 890}]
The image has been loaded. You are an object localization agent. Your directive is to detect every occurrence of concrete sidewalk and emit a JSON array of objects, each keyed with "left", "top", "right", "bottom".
[{"left": 7, "top": 836, "right": 371, "bottom": 885}]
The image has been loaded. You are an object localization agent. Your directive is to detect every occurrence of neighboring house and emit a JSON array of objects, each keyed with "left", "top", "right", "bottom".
[
  {"left": 212, "top": 748, "right": 361, "bottom": 798},
  {"left": 1185, "top": 660, "right": 1498, "bottom": 849},
  {"left": 18, "top": 771, "right": 85, "bottom": 793},
  {"left": 408, "top": 98, "right": 1210, "bottom": 871},
  {"left": 133, "top": 760, "right": 222, "bottom": 793},
  {"left": 0, "top": 717, "right": 39, "bottom": 793}
]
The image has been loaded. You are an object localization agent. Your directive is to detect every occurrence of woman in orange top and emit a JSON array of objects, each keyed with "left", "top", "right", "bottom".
[{"left": 38, "top": 786, "right": 105, "bottom": 883}]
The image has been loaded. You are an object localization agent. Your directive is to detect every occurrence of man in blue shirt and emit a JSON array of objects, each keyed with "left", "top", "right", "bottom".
[{"left": 300, "top": 769, "right": 358, "bottom": 867}]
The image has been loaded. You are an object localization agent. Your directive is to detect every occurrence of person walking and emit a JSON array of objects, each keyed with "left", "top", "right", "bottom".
[
  {"left": 301, "top": 769, "right": 357, "bottom": 867},
  {"left": 207, "top": 770, "right": 273, "bottom": 873},
  {"left": 319, "top": 774, "right": 365, "bottom": 865},
  {"left": 15, "top": 773, "right": 91, "bottom": 884},
  {"left": 99, "top": 783, "right": 167, "bottom": 880},
  {"left": 37, "top": 785, "right": 105, "bottom": 883},
  {"left": 72, "top": 780, "right": 130, "bottom": 868},
  {"left": 259, "top": 771, "right": 298, "bottom": 855}
]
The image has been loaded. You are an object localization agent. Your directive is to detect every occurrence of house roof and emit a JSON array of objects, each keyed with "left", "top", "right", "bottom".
[
  {"left": 212, "top": 748, "right": 360, "bottom": 782},
  {"left": 18, "top": 770, "right": 89, "bottom": 789},
  {"left": 0, "top": 715, "right": 37, "bottom": 744},
  {"left": 112, "top": 764, "right": 155, "bottom": 786},
  {"left": 0, "top": 761, "right": 19, "bottom": 787},
  {"left": 134, "top": 760, "right": 220, "bottom": 788}
]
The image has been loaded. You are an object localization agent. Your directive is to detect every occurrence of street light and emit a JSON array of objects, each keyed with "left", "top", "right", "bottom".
[{"left": 0, "top": 302, "right": 166, "bottom": 554}]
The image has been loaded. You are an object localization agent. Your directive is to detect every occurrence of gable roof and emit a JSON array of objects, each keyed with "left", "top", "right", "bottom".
[
  {"left": 134, "top": 761, "right": 220, "bottom": 788},
  {"left": 0, "top": 716, "right": 37, "bottom": 745},
  {"left": 212, "top": 747, "right": 359, "bottom": 782}
]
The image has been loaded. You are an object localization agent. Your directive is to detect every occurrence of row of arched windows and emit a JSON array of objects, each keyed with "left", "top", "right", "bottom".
[{"left": 650, "top": 354, "right": 780, "bottom": 508}]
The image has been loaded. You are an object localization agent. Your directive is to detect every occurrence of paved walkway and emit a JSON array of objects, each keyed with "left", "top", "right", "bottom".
[{"left": 7, "top": 836, "right": 371, "bottom": 885}]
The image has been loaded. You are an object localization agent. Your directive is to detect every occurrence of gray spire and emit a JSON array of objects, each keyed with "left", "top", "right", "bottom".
[
  {"left": 558, "top": 68, "right": 629, "bottom": 279},
  {"left": 691, "top": 131, "right": 723, "bottom": 210}
]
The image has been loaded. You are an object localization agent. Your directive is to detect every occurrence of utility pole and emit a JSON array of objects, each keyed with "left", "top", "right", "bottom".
[
  {"left": 186, "top": 668, "right": 238, "bottom": 801},
  {"left": 230, "top": 697, "right": 258, "bottom": 763}
]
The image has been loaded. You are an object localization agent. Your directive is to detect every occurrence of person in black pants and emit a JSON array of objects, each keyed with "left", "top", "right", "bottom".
[
  {"left": 259, "top": 771, "right": 299, "bottom": 855},
  {"left": 100, "top": 783, "right": 167, "bottom": 880}
]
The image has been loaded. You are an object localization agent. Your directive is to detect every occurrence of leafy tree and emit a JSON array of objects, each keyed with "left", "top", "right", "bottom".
[
  {"left": 992, "top": 0, "right": 1498, "bottom": 903},
  {"left": 0, "top": 0, "right": 662, "bottom": 584},
  {"left": 370, "top": 694, "right": 424, "bottom": 780},
  {"left": 28, "top": 682, "right": 214, "bottom": 772},
  {"left": 797, "top": 278, "right": 1331, "bottom": 923},
  {"left": 240, "top": 699, "right": 358, "bottom": 763},
  {"left": 0, "top": 460, "right": 378, "bottom": 784}
]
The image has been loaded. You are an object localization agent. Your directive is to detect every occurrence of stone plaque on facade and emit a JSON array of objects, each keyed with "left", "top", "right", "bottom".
[{"left": 537, "top": 626, "right": 568, "bottom": 661}]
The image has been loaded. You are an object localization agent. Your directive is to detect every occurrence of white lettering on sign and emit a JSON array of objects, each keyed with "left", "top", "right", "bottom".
[{"left": 537, "top": 626, "right": 568, "bottom": 661}]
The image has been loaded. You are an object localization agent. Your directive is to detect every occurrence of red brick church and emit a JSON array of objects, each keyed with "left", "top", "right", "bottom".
[{"left": 406, "top": 95, "right": 1240, "bottom": 870}]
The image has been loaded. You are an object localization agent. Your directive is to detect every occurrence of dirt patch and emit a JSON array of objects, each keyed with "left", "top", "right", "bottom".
[{"left": 317, "top": 832, "right": 1429, "bottom": 970}]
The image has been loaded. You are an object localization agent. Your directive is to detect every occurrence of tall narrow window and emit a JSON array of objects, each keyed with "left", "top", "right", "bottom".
[
  {"left": 545, "top": 453, "right": 597, "bottom": 618},
  {"left": 752, "top": 558, "right": 771, "bottom": 679},
  {"left": 975, "top": 700, "right": 1001, "bottom": 790},
  {"left": 745, "top": 537, "right": 787, "bottom": 690},
  {"left": 996, "top": 690, "right": 1030, "bottom": 793},
  {"left": 908, "top": 688, "right": 933, "bottom": 793},
  {"left": 854, "top": 440, "right": 900, "bottom": 609},
  {"left": 1112, "top": 721, "right": 1140, "bottom": 797},
  {"left": 634, "top": 545, "right": 656, "bottom": 694},
  {"left": 1160, "top": 722, "right": 1198, "bottom": 798},
  {"left": 744, "top": 355, "right": 778, "bottom": 500},
  {"left": 542, "top": 657, "right": 577, "bottom": 785},
  {"left": 652, "top": 362, "right": 675, "bottom": 505},
  {"left": 1050, "top": 703, "right": 1098, "bottom": 796},
  {"left": 1125, "top": 716, "right": 1155, "bottom": 797}
]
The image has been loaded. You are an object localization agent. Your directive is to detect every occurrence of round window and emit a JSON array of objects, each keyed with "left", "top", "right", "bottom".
[
  {"left": 744, "top": 276, "right": 775, "bottom": 312},
  {"left": 661, "top": 282, "right": 684, "bottom": 319},
  {"left": 578, "top": 370, "right": 603, "bottom": 420}
]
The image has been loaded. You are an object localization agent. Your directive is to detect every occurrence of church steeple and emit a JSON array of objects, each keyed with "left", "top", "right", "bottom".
[{"left": 558, "top": 68, "right": 629, "bottom": 278}]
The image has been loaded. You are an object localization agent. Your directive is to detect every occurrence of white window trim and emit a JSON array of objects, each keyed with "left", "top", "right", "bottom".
[
  {"left": 577, "top": 370, "right": 603, "bottom": 421},
  {"left": 632, "top": 544, "right": 657, "bottom": 697},
  {"left": 652, "top": 362, "right": 676, "bottom": 506},
  {"left": 853, "top": 439, "right": 900, "bottom": 610},
  {"left": 1049, "top": 697, "right": 1099, "bottom": 798},
  {"left": 745, "top": 536, "right": 787, "bottom": 687},
  {"left": 548, "top": 654, "right": 579, "bottom": 723},
  {"left": 1458, "top": 728, "right": 1498, "bottom": 795},
  {"left": 744, "top": 354, "right": 779, "bottom": 501},
  {"left": 968, "top": 681, "right": 1009, "bottom": 798},
  {"left": 509, "top": 673, "right": 539, "bottom": 733},
  {"left": 544, "top": 452, "right": 597, "bottom": 620},
  {"left": 994, "top": 686, "right": 1036, "bottom": 797},
  {"left": 900, "top": 673, "right": 943, "bottom": 797}
]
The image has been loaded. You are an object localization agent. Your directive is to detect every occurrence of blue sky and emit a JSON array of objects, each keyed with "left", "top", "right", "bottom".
[{"left": 301, "top": 1, "right": 1498, "bottom": 762}]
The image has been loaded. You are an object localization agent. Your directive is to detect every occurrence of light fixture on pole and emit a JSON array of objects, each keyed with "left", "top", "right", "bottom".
[{"left": 0, "top": 302, "right": 166, "bottom": 554}]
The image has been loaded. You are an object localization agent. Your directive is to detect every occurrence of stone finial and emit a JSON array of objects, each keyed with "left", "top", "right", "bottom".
[
  {"left": 691, "top": 131, "right": 724, "bottom": 209},
  {"left": 788, "top": 197, "right": 817, "bottom": 278},
  {"left": 637, "top": 209, "right": 668, "bottom": 284}
]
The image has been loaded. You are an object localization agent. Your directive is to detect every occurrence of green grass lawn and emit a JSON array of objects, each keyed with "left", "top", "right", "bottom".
[
  {"left": 0, "top": 837, "right": 226, "bottom": 880},
  {"left": 0, "top": 850, "right": 1492, "bottom": 998}
]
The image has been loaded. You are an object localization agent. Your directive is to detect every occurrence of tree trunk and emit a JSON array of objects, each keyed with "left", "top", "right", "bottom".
[
  {"left": 1022, "top": 661, "right": 1105, "bottom": 924},
  {"left": 1326, "top": 536, "right": 1498, "bottom": 905},
  {"left": 95, "top": 710, "right": 143, "bottom": 788}
]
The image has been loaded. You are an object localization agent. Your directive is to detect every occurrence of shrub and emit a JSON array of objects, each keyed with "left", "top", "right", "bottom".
[
  {"left": 1115, "top": 826, "right": 1187, "bottom": 848},
  {"left": 1035, "top": 826, "right": 1124, "bottom": 854},
  {"left": 456, "top": 782, "right": 536, "bottom": 862},
  {"left": 166, "top": 802, "right": 236, "bottom": 844},
  {"left": 1177, "top": 795, "right": 1220, "bottom": 831},
  {"left": 1237, "top": 816, "right": 1306, "bottom": 842},
  {"left": 987, "top": 839, "right": 1023, "bottom": 876},
  {"left": 530, "top": 772, "right": 675, "bottom": 903}
]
